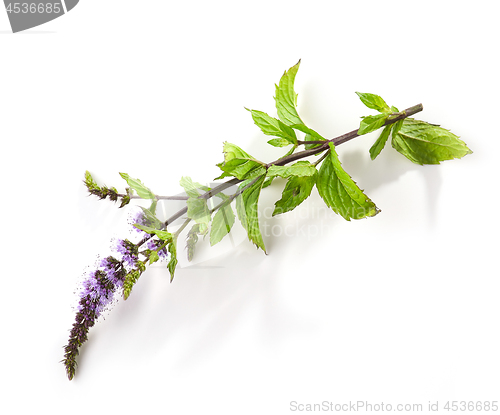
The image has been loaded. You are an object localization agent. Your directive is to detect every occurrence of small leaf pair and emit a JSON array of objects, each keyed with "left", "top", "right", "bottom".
[
  {"left": 180, "top": 176, "right": 237, "bottom": 253},
  {"left": 216, "top": 142, "right": 266, "bottom": 181},
  {"left": 356, "top": 92, "right": 472, "bottom": 164},
  {"left": 247, "top": 109, "right": 298, "bottom": 147},
  {"left": 355, "top": 92, "right": 400, "bottom": 136}
]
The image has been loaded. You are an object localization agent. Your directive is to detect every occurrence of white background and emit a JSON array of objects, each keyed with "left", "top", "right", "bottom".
[{"left": 1, "top": 1, "right": 499, "bottom": 414}]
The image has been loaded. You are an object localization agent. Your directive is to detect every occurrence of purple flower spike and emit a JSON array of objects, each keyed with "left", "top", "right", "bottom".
[
  {"left": 100, "top": 256, "right": 124, "bottom": 287},
  {"left": 63, "top": 257, "right": 126, "bottom": 380},
  {"left": 116, "top": 239, "right": 139, "bottom": 268}
]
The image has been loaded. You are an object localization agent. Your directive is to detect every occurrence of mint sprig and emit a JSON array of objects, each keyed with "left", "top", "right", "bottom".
[{"left": 64, "top": 61, "right": 472, "bottom": 381}]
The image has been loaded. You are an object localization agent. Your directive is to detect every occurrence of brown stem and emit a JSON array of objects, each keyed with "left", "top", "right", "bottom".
[
  {"left": 271, "top": 104, "right": 423, "bottom": 167},
  {"left": 130, "top": 195, "right": 189, "bottom": 201},
  {"left": 162, "top": 103, "right": 423, "bottom": 228}
]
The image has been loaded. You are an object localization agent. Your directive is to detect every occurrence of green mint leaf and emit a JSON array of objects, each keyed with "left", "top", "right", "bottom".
[
  {"left": 187, "top": 198, "right": 211, "bottom": 226},
  {"left": 290, "top": 124, "right": 325, "bottom": 140},
  {"left": 392, "top": 119, "right": 404, "bottom": 136},
  {"left": 262, "top": 176, "right": 274, "bottom": 189},
  {"left": 216, "top": 142, "right": 266, "bottom": 180},
  {"left": 138, "top": 206, "right": 164, "bottom": 230},
  {"left": 213, "top": 171, "right": 233, "bottom": 180},
  {"left": 273, "top": 174, "right": 316, "bottom": 216},
  {"left": 119, "top": 173, "right": 155, "bottom": 200},
  {"left": 149, "top": 198, "right": 158, "bottom": 215},
  {"left": 133, "top": 224, "right": 172, "bottom": 241},
  {"left": 235, "top": 176, "right": 267, "bottom": 252},
  {"left": 221, "top": 141, "right": 255, "bottom": 159},
  {"left": 180, "top": 177, "right": 215, "bottom": 227},
  {"left": 317, "top": 143, "right": 379, "bottom": 220},
  {"left": 274, "top": 60, "right": 304, "bottom": 126},
  {"left": 391, "top": 118, "right": 472, "bottom": 165},
  {"left": 167, "top": 241, "right": 178, "bottom": 282},
  {"left": 149, "top": 250, "right": 160, "bottom": 265},
  {"left": 248, "top": 109, "right": 298, "bottom": 145},
  {"left": 369, "top": 124, "right": 393, "bottom": 160},
  {"left": 267, "top": 138, "right": 292, "bottom": 147},
  {"left": 199, "top": 223, "right": 208, "bottom": 234},
  {"left": 179, "top": 176, "right": 210, "bottom": 198},
  {"left": 355, "top": 92, "right": 391, "bottom": 113},
  {"left": 358, "top": 114, "right": 388, "bottom": 135},
  {"left": 210, "top": 204, "right": 236, "bottom": 246},
  {"left": 267, "top": 161, "right": 317, "bottom": 179}
]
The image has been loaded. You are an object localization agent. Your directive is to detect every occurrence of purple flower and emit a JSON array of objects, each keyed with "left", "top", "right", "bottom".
[
  {"left": 131, "top": 211, "right": 146, "bottom": 233},
  {"left": 64, "top": 238, "right": 142, "bottom": 379},
  {"left": 100, "top": 256, "right": 125, "bottom": 286},
  {"left": 158, "top": 246, "right": 169, "bottom": 260},
  {"left": 63, "top": 256, "right": 126, "bottom": 380},
  {"left": 130, "top": 210, "right": 157, "bottom": 233},
  {"left": 146, "top": 239, "right": 169, "bottom": 260},
  {"left": 116, "top": 239, "right": 139, "bottom": 267}
]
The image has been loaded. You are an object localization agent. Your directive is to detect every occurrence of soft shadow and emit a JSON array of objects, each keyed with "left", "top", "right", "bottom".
[
  {"left": 115, "top": 246, "right": 316, "bottom": 374},
  {"left": 340, "top": 147, "right": 443, "bottom": 227}
]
